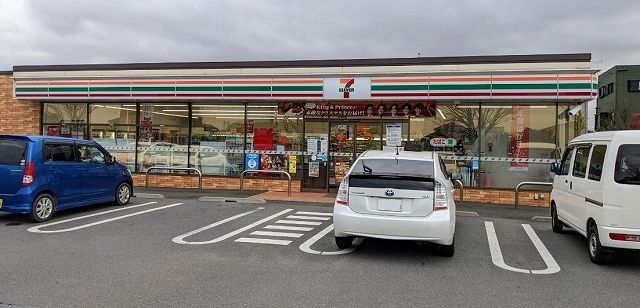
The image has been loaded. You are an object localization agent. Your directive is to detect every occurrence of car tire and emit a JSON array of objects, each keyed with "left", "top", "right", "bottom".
[
  {"left": 30, "top": 193, "right": 55, "bottom": 223},
  {"left": 551, "top": 205, "right": 563, "bottom": 233},
  {"left": 335, "top": 236, "right": 353, "bottom": 249},
  {"left": 115, "top": 182, "right": 132, "bottom": 206},
  {"left": 588, "top": 225, "right": 608, "bottom": 265},
  {"left": 438, "top": 240, "right": 455, "bottom": 257}
]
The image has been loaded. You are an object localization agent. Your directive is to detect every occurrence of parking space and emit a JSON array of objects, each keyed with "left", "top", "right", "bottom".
[{"left": 1, "top": 198, "right": 639, "bottom": 307}]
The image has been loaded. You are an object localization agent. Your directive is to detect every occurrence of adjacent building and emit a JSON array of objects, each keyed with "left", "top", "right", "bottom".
[
  {"left": 596, "top": 65, "right": 640, "bottom": 131},
  {"left": 0, "top": 53, "right": 597, "bottom": 204}
]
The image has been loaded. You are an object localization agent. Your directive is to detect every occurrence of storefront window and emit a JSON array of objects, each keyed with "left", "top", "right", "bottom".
[
  {"left": 89, "top": 104, "right": 137, "bottom": 171},
  {"left": 248, "top": 103, "right": 302, "bottom": 178},
  {"left": 136, "top": 104, "right": 189, "bottom": 172},
  {"left": 410, "top": 103, "right": 479, "bottom": 186},
  {"left": 191, "top": 104, "right": 245, "bottom": 176},
  {"left": 42, "top": 103, "right": 88, "bottom": 139},
  {"left": 480, "top": 104, "right": 557, "bottom": 188},
  {"left": 557, "top": 103, "right": 585, "bottom": 156}
]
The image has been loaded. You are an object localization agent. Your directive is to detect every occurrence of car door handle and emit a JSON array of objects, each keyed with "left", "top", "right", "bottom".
[{"left": 569, "top": 181, "right": 573, "bottom": 190}]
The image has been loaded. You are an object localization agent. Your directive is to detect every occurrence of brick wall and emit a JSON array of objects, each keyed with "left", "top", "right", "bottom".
[
  {"left": 453, "top": 187, "right": 551, "bottom": 207},
  {"left": 0, "top": 73, "right": 40, "bottom": 135},
  {"left": 132, "top": 173, "right": 302, "bottom": 192}
]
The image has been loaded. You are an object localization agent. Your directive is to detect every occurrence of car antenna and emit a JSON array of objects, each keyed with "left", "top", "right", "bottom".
[{"left": 396, "top": 145, "right": 400, "bottom": 156}]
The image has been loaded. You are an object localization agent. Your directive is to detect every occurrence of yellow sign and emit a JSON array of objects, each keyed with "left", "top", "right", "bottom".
[
  {"left": 0, "top": 198, "right": 3, "bottom": 208},
  {"left": 288, "top": 155, "right": 297, "bottom": 174}
]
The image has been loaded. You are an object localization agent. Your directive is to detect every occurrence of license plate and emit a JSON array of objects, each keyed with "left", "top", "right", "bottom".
[{"left": 377, "top": 199, "right": 402, "bottom": 212}]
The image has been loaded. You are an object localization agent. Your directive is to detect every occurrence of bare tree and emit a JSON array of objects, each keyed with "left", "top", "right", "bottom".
[{"left": 435, "top": 106, "right": 511, "bottom": 143}]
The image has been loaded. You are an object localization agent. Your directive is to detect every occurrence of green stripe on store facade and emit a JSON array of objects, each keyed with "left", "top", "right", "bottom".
[
  {"left": 89, "top": 86, "right": 131, "bottom": 92},
  {"left": 176, "top": 86, "right": 223, "bottom": 91},
  {"left": 15, "top": 87, "right": 48, "bottom": 92}
]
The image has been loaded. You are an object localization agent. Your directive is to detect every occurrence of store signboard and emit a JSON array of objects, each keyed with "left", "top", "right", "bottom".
[
  {"left": 385, "top": 124, "right": 402, "bottom": 147},
  {"left": 509, "top": 106, "right": 530, "bottom": 171},
  {"left": 430, "top": 138, "right": 457, "bottom": 147},
  {"left": 245, "top": 153, "right": 260, "bottom": 171},
  {"left": 323, "top": 77, "right": 371, "bottom": 100}
]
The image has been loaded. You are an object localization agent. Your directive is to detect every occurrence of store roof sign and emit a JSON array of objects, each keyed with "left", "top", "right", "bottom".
[{"left": 323, "top": 77, "right": 371, "bottom": 100}]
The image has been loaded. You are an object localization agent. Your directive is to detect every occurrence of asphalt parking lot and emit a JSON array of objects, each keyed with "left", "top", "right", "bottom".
[{"left": 1, "top": 197, "right": 639, "bottom": 307}]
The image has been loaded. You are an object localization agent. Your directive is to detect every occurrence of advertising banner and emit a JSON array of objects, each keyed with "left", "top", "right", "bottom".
[
  {"left": 139, "top": 105, "right": 154, "bottom": 142},
  {"left": 309, "top": 162, "right": 320, "bottom": 177},
  {"left": 509, "top": 106, "right": 530, "bottom": 171},
  {"left": 385, "top": 124, "right": 402, "bottom": 147},
  {"left": 244, "top": 153, "right": 260, "bottom": 171},
  {"left": 279, "top": 102, "right": 435, "bottom": 119},
  {"left": 288, "top": 155, "right": 297, "bottom": 174}
]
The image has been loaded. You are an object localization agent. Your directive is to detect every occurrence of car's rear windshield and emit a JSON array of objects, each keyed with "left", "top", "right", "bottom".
[
  {"left": 349, "top": 158, "right": 435, "bottom": 190},
  {"left": 615, "top": 144, "right": 640, "bottom": 185},
  {"left": 0, "top": 139, "right": 28, "bottom": 165}
]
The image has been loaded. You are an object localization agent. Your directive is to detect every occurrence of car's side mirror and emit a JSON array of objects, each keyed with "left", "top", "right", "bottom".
[
  {"left": 550, "top": 162, "right": 559, "bottom": 174},
  {"left": 105, "top": 156, "right": 115, "bottom": 165}
]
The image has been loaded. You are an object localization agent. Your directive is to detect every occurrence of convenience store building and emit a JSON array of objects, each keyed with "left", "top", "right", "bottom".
[{"left": 1, "top": 53, "right": 598, "bottom": 204}]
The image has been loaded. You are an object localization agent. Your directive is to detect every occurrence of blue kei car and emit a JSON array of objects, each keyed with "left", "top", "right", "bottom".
[{"left": 0, "top": 135, "right": 133, "bottom": 222}]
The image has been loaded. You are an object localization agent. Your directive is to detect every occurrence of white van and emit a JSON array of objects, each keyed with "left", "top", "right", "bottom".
[{"left": 550, "top": 131, "right": 640, "bottom": 264}]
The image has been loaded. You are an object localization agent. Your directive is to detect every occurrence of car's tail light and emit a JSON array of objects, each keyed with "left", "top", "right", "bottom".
[
  {"left": 609, "top": 233, "right": 640, "bottom": 242},
  {"left": 336, "top": 176, "right": 349, "bottom": 206},
  {"left": 22, "top": 162, "right": 35, "bottom": 187},
  {"left": 433, "top": 180, "right": 448, "bottom": 211}
]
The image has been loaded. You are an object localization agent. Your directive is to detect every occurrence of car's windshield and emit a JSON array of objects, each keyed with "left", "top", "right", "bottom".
[
  {"left": 0, "top": 139, "right": 27, "bottom": 165},
  {"left": 352, "top": 158, "right": 434, "bottom": 178},
  {"left": 615, "top": 144, "right": 640, "bottom": 185}
]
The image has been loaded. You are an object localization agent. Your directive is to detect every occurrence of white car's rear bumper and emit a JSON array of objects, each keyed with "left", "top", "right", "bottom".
[
  {"left": 599, "top": 225, "right": 640, "bottom": 250},
  {"left": 333, "top": 204, "right": 455, "bottom": 245}
]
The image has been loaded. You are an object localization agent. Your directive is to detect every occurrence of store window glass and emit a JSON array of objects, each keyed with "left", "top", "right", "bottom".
[
  {"left": 480, "top": 104, "right": 557, "bottom": 188},
  {"left": 557, "top": 103, "right": 585, "bottom": 155},
  {"left": 410, "top": 103, "right": 479, "bottom": 187},
  {"left": 136, "top": 104, "right": 189, "bottom": 172},
  {"left": 190, "top": 104, "right": 245, "bottom": 176},
  {"left": 42, "top": 103, "right": 88, "bottom": 139},
  {"left": 89, "top": 103, "right": 137, "bottom": 171},
  {"left": 249, "top": 103, "right": 303, "bottom": 178}
]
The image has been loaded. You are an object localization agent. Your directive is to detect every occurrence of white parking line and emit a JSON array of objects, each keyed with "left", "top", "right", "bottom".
[
  {"left": 275, "top": 220, "right": 322, "bottom": 226},
  {"left": 235, "top": 238, "right": 292, "bottom": 245},
  {"left": 295, "top": 211, "right": 333, "bottom": 217},
  {"left": 27, "top": 202, "right": 182, "bottom": 234},
  {"left": 299, "top": 224, "right": 362, "bottom": 255},
  {"left": 485, "top": 221, "right": 560, "bottom": 274},
  {"left": 250, "top": 231, "right": 304, "bottom": 238},
  {"left": 263, "top": 225, "right": 314, "bottom": 232},
  {"left": 172, "top": 207, "right": 265, "bottom": 245},
  {"left": 286, "top": 215, "right": 331, "bottom": 221}
]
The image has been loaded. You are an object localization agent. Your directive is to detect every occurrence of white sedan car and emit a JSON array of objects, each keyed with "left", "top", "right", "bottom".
[{"left": 333, "top": 150, "right": 456, "bottom": 256}]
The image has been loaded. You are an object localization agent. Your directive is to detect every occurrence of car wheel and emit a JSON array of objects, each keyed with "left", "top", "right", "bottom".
[
  {"left": 335, "top": 236, "right": 353, "bottom": 249},
  {"left": 115, "top": 182, "right": 132, "bottom": 206},
  {"left": 30, "top": 193, "right": 55, "bottom": 223},
  {"left": 588, "top": 225, "right": 608, "bottom": 265},
  {"left": 551, "top": 205, "right": 563, "bottom": 233},
  {"left": 438, "top": 239, "right": 455, "bottom": 257}
]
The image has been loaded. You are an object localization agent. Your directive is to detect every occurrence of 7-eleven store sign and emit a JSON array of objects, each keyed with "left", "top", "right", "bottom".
[{"left": 323, "top": 77, "right": 371, "bottom": 99}]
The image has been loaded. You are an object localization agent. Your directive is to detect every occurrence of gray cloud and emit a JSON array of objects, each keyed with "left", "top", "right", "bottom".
[{"left": 0, "top": 0, "right": 638, "bottom": 71}]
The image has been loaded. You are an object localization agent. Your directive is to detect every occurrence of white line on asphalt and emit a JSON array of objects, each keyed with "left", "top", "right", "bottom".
[
  {"left": 484, "top": 221, "right": 560, "bottom": 274},
  {"left": 299, "top": 224, "right": 362, "bottom": 255},
  {"left": 27, "top": 202, "right": 182, "bottom": 234},
  {"left": 263, "top": 225, "right": 314, "bottom": 232},
  {"left": 286, "top": 215, "right": 331, "bottom": 221},
  {"left": 456, "top": 211, "right": 480, "bottom": 217},
  {"left": 531, "top": 216, "right": 552, "bottom": 222},
  {"left": 172, "top": 207, "right": 265, "bottom": 245},
  {"left": 235, "top": 237, "right": 292, "bottom": 245},
  {"left": 295, "top": 211, "right": 333, "bottom": 217},
  {"left": 275, "top": 220, "right": 322, "bottom": 226},
  {"left": 250, "top": 231, "right": 304, "bottom": 238},
  {"left": 195, "top": 209, "right": 294, "bottom": 244},
  {"left": 522, "top": 224, "right": 561, "bottom": 274}
]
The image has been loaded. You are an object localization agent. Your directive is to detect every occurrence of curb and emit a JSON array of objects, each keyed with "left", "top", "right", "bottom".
[
  {"left": 198, "top": 196, "right": 266, "bottom": 204},
  {"left": 134, "top": 193, "right": 165, "bottom": 199}
]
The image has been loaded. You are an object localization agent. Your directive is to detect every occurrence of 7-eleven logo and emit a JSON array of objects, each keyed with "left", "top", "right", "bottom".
[{"left": 339, "top": 78, "right": 355, "bottom": 98}]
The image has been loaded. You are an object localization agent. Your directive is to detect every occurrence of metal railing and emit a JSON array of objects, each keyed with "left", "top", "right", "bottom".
[
  {"left": 145, "top": 166, "right": 203, "bottom": 192},
  {"left": 452, "top": 179, "right": 464, "bottom": 202},
  {"left": 515, "top": 181, "right": 553, "bottom": 209},
  {"left": 240, "top": 170, "right": 292, "bottom": 197}
]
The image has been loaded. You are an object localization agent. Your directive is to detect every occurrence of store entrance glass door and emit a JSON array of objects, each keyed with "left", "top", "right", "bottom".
[
  {"left": 302, "top": 121, "right": 329, "bottom": 191},
  {"left": 329, "top": 122, "right": 382, "bottom": 188}
]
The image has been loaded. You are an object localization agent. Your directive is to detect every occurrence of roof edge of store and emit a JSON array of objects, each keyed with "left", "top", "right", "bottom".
[{"left": 13, "top": 53, "right": 592, "bottom": 72}]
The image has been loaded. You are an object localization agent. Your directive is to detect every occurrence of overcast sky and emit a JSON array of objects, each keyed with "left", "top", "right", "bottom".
[{"left": 1, "top": 0, "right": 638, "bottom": 72}]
